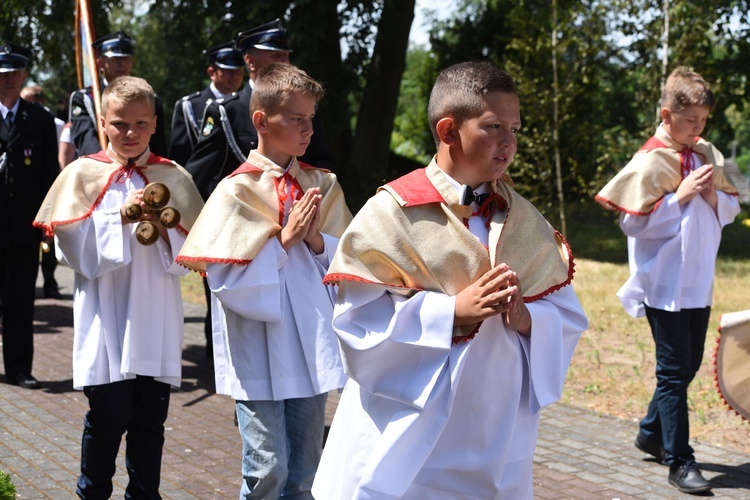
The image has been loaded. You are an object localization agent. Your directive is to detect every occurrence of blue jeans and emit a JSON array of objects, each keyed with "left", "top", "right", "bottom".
[
  {"left": 639, "top": 306, "right": 710, "bottom": 465},
  {"left": 236, "top": 394, "right": 327, "bottom": 499},
  {"left": 76, "top": 376, "right": 171, "bottom": 499}
]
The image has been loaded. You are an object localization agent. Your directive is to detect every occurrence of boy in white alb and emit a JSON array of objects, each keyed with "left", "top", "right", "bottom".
[
  {"left": 596, "top": 67, "right": 739, "bottom": 494},
  {"left": 177, "top": 63, "right": 351, "bottom": 499},
  {"left": 312, "top": 62, "right": 587, "bottom": 499},
  {"left": 34, "top": 76, "right": 204, "bottom": 498}
]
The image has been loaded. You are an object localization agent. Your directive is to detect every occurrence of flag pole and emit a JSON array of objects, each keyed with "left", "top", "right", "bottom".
[{"left": 75, "top": 0, "right": 107, "bottom": 150}]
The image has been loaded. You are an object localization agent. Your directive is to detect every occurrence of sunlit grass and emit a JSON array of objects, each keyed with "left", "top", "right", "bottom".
[{"left": 565, "top": 257, "right": 750, "bottom": 453}]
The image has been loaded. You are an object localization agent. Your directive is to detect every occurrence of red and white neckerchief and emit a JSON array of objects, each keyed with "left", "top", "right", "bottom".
[{"left": 679, "top": 145, "right": 697, "bottom": 179}]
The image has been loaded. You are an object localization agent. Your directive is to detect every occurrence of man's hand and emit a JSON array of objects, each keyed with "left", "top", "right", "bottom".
[{"left": 278, "top": 187, "right": 322, "bottom": 253}]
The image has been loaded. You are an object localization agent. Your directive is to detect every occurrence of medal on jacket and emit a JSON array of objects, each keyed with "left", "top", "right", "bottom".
[
  {"left": 24, "top": 149, "right": 31, "bottom": 166},
  {"left": 202, "top": 116, "right": 214, "bottom": 136}
]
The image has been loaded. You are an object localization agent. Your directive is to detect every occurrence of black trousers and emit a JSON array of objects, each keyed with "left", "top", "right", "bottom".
[
  {"left": 1, "top": 244, "right": 39, "bottom": 377},
  {"left": 76, "top": 377, "right": 171, "bottom": 499}
]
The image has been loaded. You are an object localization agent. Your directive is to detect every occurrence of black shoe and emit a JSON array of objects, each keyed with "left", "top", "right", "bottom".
[
  {"left": 669, "top": 460, "right": 711, "bottom": 494},
  {"left": 8, "top": 372, "right": 40, "bottom": 389},
  {"left": 44, "top": 284, "right": 63, "bottom": 299},
  {"left": 634, "top": 434, "right": 666, "bottom": 464}
]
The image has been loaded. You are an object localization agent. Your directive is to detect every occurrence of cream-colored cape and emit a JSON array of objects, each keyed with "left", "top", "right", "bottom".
[
  {"left": 177, "top": 151, "right": 352, "bottom": 273},
  {"left": 324, "top": 159, "right": 574, "bottom": 303},
  {"left": 34, "top": 147, "right": 203, "bottom": 235},
  {"left": 595, "top": 127, "right": 738, "bottom": 215},
  {"left": 715, "top": 310, "right": 750, "bottom": 421}
]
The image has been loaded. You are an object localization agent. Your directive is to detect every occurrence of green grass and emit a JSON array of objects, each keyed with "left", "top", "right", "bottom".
[
  {"left": 563, "top": 204, "right": 750, "bottom": 453},
  {"left": 0, "top": 470, "right": 16, "bottom": 500}
]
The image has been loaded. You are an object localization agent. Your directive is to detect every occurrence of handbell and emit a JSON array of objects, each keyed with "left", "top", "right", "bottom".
[
  {"left": 124, "top": 203, "right": 143, "bottom": 222},
  {"left": 143, "top": 182, "right": 170, "bottom": 210},
  {"left": 135, "top": 221, "right": 160, "bottom": 246},
  {"left": 159, "top": 207, "right": 181, "bottom": 229}
]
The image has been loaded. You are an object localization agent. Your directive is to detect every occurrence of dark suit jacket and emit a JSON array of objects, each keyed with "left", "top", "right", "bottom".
[
  {"left": 184, "top": 83, "right": 337, "bottom": 200},
  {"left": 69, "top": 85, "right": 168, "bottom": 157},
  {"left": 169, "top": 86, "right": 215, "bottom": 167},
  {"left": 0, "top": 99, "right": 59, "bottom": 247}
]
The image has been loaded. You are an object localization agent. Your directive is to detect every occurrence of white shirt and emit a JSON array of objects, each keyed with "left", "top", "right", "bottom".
[
  {"left": 55, "top": 173, "right": 189, "bottom": 389},
  {"left": 617, "top": 185, "right": 740, "bottom": 318}
]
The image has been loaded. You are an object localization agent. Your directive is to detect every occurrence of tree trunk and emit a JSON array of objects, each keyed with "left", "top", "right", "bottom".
[{"left": 346, "top": 0, "right": 416, "bottom": 205}]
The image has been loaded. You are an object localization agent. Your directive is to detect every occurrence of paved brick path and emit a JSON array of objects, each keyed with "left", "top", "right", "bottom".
[{"left": 1, "top": 264, "right": 749, "bottom": 498}]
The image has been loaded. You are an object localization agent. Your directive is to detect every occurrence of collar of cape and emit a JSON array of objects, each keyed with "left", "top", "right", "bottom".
[
  {"left": 595, "top": 126, "right": 738, "bottom": 216},
  {"left": 33, "top": 146, "right": 204, "bottom": 237},
  {"left": 324, "top": 158, "right": 574, "bottom": 305},
  {"left": 175, "top": 150, "right": 351, "bottom": 275}
]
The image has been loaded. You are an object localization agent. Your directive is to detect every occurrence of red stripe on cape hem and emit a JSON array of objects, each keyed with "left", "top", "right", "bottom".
[
  {"left": 322, "top": 273, "right": 424, "bottom": 291},
  {"left": 523, "top": 229, "right": 576, "bottom": 303},
  {"left": 176, "top": 255, "right": 252, "bottom": 266},
  {"left": 34, "top": 167, "right": 152, "bottom": 237},
  {"left": 594, "top": 194, "right": 657, "bottom": 216}
]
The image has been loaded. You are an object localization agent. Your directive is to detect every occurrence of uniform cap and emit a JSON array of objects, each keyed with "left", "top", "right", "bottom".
[
  {"left": 92, "top": 30, "right": 134, "bottom": 58},
  {"left": 235, "top": 19, "right": 292, "bottom": 54},
  {"left": 0, "top": 43, "right": 31, "bottom": 73},
  {"left": 203, "top": 41, "right": 244, "bottom": 69}
]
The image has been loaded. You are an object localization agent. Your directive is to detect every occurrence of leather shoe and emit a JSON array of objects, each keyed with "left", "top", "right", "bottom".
[
  {"left": 8, "top": 372, "right": 40, "bottom": 389},
  {"left": 669, "top": 460, "right": 711, "bottom": 494},
  {"left": 634, "top": 434, "right": 667, "bottom": 464}
]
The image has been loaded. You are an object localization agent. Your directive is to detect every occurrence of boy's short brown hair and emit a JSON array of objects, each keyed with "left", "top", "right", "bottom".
[
  {"left": 250, "top": 63, "right": 324, "bottom": 115},
  {"left": 428, "top": 62, "right": 516, "bottom": 145},
  {"left": 101, "top": 76, "right": 156, "bottom": 115},
  {"left": 662, "top": 67, "right": 715, "bottom": 112}
]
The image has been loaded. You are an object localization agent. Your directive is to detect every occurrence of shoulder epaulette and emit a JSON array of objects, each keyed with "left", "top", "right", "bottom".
[{"left": 179, "top": 91, "right": 202, "bottom": 102}]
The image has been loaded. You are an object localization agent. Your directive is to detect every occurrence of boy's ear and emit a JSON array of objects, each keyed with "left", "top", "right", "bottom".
[
  {"left": 660, "top": 107, "right": 671, "bottom": 124},
  {"left": 252, "top": 110, "right": 267, "bottom": 132},
  {"left": 99, "top": 114, "right": 106, "bottom": 135},
  {"left": 435, "top": 117, "right": 458, "bottom": 146}
]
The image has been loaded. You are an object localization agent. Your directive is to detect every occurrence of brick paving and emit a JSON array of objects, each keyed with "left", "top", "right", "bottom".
[{"left": 0, "top": 264, "right": 748, "bottom": 499}]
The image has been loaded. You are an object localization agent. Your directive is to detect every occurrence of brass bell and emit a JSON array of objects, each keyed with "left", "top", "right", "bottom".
[
  {"left": 143, "top": 182, "right": 170, "bottom": 210},
  {"left": 159, "top": 207, "right": 181, "bottom": 229},
  {"left": 135, "top": 221, "right": 160, "bottom": 246},
  {"left": 124, "top": 203, "right": 143, "bottom": 222}
]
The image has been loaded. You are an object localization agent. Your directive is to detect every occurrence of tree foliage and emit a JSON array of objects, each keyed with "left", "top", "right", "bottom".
[{"left": 4, "top": 0, "right": 750, "bottom": 216}]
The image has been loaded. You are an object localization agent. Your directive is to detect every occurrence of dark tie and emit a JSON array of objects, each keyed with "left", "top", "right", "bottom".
[
  {"left": 0, "top": 111, "right": 12, "bottom": 144},
  {"left": 461, "top": 188, "right": 490, "bottom": 207}
]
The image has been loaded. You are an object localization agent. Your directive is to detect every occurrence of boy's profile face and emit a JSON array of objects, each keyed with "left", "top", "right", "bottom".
[
  {"left": 662, "top": 104, "right": 710, "bottom": 145},
  {"left": 100, "top": 97, "right": 156, "bottom": 159},
  {"left": 452, "top": 91, "right": 521, "bottom": 188},
  {"left": 254, "top": 91, "right": 315, "bottom": 166}
]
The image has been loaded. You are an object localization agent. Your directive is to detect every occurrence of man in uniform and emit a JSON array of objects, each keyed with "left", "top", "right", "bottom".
[
  {"left": 20, "top": 84, "right": 64, "bottom": 299},
  {"left": 0, "top": 43, "right": 59, "bottom": 389},
  {"left": 169, "top": 41, "right": 244, "bottom": 166},
  {"left": 184, "top": 18, "right": 336, "bottom": 200},
  {"left": 183, "top": 20, "right": 336, "bottom": 357},
  {"left": 68, "top": 30, "right": 167, "bottom": 156}
]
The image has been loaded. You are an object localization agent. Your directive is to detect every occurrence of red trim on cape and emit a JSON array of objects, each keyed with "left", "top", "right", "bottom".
[
  {"left": 84, "top": 151, "right": 174, "bottom": 166},
  {"left": 594, "top": 194, "right": 660, "bottom": 216},
  {"left": 34, "top": 166, "right": 150, "bottom": 236},
  {"left": 322, "top": 273, "right": 424, "bottom": 291},
  {"left": 229, "top": 159, "right": 332, "bottom": 178},
  {"left": 386, "top": 168, "right": 446, "bottom": 206},
  {"left": 175, "top": 255, "right": 252, "bottom": 277},
  {"left": 522, "top": 230, "right": 576, "bottom": 303}
]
